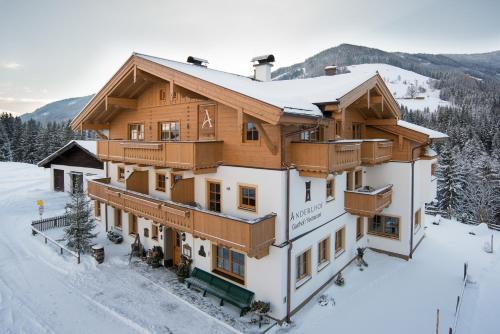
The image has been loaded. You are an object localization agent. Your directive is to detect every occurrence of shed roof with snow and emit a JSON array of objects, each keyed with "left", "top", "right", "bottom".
[{"left": 37, "top": 140, "right": 103, "bottom": 170}]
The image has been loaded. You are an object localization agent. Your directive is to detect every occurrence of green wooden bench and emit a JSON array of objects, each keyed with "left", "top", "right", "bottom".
[{"left": 185, "top": 268, "right": 254, "bottom": 316}]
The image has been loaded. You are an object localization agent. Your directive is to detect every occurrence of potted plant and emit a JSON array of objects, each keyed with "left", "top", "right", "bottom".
[
  {"left": 176, "top": 254, "right": 192, "bottom": 283},
  {"left": 250, "top": 300, "right": 271, "bottom": 328},
  {"left": 150, "top": 246, "right": 164, "bottom": 268}
]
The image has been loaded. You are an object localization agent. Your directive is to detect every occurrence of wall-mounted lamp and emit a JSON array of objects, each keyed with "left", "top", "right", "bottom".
[
  {"left": 181, "top": 232, "right": 186, "bottom": 241},
  {"left": 226, "top": 187, "right": 231, "bottom": 191}
]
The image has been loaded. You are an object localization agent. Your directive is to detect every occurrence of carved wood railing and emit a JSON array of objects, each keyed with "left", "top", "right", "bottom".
[
  {"left": 88, "top": 178, "right": 276, "bottom": 258},
  {"left": 361, "top": 140, "right": 393, "bottom": 165},
  {"left": 344, "top": 185, "right": 393, "bottom": 217},
  {"left": 97, "top": 140, "right": 223, "bottom": 172}
]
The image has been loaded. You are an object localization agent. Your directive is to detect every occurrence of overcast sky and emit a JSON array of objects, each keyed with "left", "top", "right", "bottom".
[{"left": 1, "top": 0, "right": 499, "bottom": 115}]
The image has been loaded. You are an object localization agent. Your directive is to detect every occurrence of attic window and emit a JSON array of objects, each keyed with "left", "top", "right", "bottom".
[
  {"left": 159, "top": 89, "right": 167, "bottom": 101},
  {"left": 244, "top": 122, "right": 259, "bottom": 141}
]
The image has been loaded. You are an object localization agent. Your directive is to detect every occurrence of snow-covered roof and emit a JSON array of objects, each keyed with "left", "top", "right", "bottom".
[
  {"left": 136, "top": 53, "right": 378, "bottom": 117},
  {"left": 423, "top": 147, "right": 438, "bottom": 157},
  {"left": 397, "top": 120, "right": 448, "bottom": 139},
  {"left": 37, "top": 140, "right": 100, "bottom": 168}
]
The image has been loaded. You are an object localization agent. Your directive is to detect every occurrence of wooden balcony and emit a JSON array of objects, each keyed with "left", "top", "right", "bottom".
[
  {"left": 97, "top": 140, "right": 223, "bottom": 172},
  {"left": 289, "top": 141, "right": 361, "bottom": 178},
  {"left": 88, "top": 178, "right": 276, "bottom": 259},
  {"left": 344, "top": 185, "right": 393, "bottom": 217},
  {"left": 361, "top": 140, "right": 393, "bottom": 165}
]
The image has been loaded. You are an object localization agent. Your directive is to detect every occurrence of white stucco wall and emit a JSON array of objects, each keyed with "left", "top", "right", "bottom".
[{"left": 50, "top": 164, "right": 104, "bottom": 193}]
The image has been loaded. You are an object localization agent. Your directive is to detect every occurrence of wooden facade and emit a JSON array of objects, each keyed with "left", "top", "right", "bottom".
[
  {"left": 360, "top": 140, "right": 393, "bottom": 165},
  {"left": 88, "top": 178, "right": 276, "bottom": 258}
]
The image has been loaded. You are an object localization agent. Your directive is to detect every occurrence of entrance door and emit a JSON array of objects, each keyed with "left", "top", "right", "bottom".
[
  {"left": 172, "top": 230, "right": 182, "bottom": 266},
  {"left": 54, "top": 169, "right": 64, "bottom": 192}
]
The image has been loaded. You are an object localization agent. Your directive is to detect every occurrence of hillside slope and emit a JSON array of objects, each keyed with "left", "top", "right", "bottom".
[{"left": 20, "top": 95, "right": 93, "bottom": 124}]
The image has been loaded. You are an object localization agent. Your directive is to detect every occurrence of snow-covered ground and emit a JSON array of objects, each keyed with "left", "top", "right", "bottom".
[
  {"left": 347, "top": 63, "right": 450, "bottom": 112},
  {"left": 0, "top": 162, "right": 244, "bottom": 334},
  {"left": 1, "top": 162, "right": 499, "bottom": 334},
  {"left": 271, "top": 218, "right": 500, "bottom": 334}
]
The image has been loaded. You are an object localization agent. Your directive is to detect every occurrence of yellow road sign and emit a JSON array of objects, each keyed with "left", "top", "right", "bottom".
[{"left": 36, "top": 200, "right": 44, "bottom": 206}]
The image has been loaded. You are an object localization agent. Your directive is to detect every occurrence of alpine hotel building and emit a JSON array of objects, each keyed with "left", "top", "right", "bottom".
[{"left": 71, "top": 53, "right": 446, "bottom": 321}]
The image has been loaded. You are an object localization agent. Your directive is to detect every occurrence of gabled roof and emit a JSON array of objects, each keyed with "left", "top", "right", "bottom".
[
  {"left": 71, "top": 53, "right": 401, "bottom": 129},
  {"left": 397, "top": 120, "right": 448, "bottom": 139},
  {"left": 38, "top": 140, "right": 101, "bottom": 168}
]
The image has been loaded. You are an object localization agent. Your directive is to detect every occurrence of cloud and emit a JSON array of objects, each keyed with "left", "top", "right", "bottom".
[
  {"left": 0, "top": 96, "right": 54, "bottom": 104},
  {"left": 0, "top": 108, "right": 20, "bottom": 116},
  {"left": 2, "top": 62, "right": 21, "bottom": 69}
]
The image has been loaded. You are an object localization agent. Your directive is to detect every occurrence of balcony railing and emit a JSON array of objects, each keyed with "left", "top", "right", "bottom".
[
  {"left": 289, "top": 141, "right": 362, "bottom": 177},
  {"left": 97, "top": 140, "right": 223, "bottom": 172},
  {"left": 344, "top": 184, "right": 393, "bottom": 217},
  {"left": 88, "top": 178, "right": 276, "bottom": 259},
  {"left": 361, "top": 140, "right": 393, "bottom": 165}
]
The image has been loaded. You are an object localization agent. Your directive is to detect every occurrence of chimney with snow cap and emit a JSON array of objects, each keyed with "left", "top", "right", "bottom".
[
  {"left": 252, "top": 54, "right": 275, "bottom": 81},
  {"left": 324, "top": 65, "right": 337, "bottom": 76},
  {"left": 187, "top": 56, "right": 208, "bottom": 67}
]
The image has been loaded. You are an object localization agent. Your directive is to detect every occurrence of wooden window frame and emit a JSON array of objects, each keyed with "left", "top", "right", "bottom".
[
  {"left": 335, "top": 226, "right": 346, "bottom": 257},
  {"left": 414, "top": 209, "right": 422, "bottom": 232},
  {"left": 317, "top": 237, "right": 331, "bottom": 270},
  {"left": 156, "top": 172, "right": 166, "bottom": 192},
  {"left": 159, "top": 88, "right": 167, "bottom": 101},
  {"left": 305, "top": 181, "right": 311, "bottom": 202},
  {"left": 212, "top": 244, "right": 245, "bottom": 284},
  {"left": 296, "top": 248, "right": 312, "bottom": 287},
  {"left": 151, "top": 224, "right": 159, "bottom": 241},
  {"left": 128, "top": 214, "right": 138, "bottom": 236},
  {"left": 368, "top": 215, "right": 401, "bottom": 240},
  {"left": 346, "top": 171, "right": 354, "bottom": 191},
  {"left": 117, "top": 166, "right": 125, "bottom": 182},
  {"left": 114, "top": 208, "right": 122, "bottom": 229},
  {"left": 206, "top": 179, "right": 222, "bottom": 213},
  {"left": 352, "top": 123, "right": 364, "bottom": 139},
  {"left": 354, "top": 169, "right": 363, "bottom": 189},
  {"left": 335, "top": 120, "right": 343, "bottom": 138},
  {"left": 300, "top": 126, "right": 320, "bottom": 142},
  {"left": 128, "top": 123, "right": 145, "bottom": 141},
  {"left": 243, "top": 122, "right": 259, "bottom": 142},
  {"left": 431, "top": 163, "right": 437, "bottom": 176},
  {"left": 356, "top": 217, "right": 364, "bottom": 240},
  {"left": 326, "top": 176, "right": 335, "bottom": 201},
  {"left": 94, "top": 200, "right": 101, "bottom": 218},
  {"left": 158, "top": 121, "right": 180, "bottom": 141},
  {"left": 238, "top": 184, "right": 257, "bottom": 212},
  {"left": 143, "top": 227, "right": 149, "bottom": 238}
]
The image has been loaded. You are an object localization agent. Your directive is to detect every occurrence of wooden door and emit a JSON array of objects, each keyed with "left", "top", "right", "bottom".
[
  {"left": 172, "top": 230, "right": 181, "bottom": 266},
  {"left": 198, "top": 104, "right": 216, "bottom": 140},
  {"left": 54, "top": 169, "right": 64, "bottom": 192}
]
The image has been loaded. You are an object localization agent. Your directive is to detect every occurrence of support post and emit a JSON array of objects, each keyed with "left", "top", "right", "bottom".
[
  {"left": 463, "top": 262, "right": 468, "bottom": 281},
  {"left": 436, "top": 308, "right": 439, "bottom": 334},
  {"left": 455, "top": 296, "right": 460, "bottom": 314}
]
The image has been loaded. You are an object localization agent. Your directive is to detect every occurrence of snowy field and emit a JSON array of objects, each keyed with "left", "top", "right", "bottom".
[
  {"left": 1, "top": 162, "right": 499, "bottom": 334},
  {"left": 347, "top": 63, "right": 450, "bottom": 112}
]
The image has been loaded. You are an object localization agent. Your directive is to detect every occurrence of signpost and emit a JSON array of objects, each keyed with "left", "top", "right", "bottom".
[{"left": 37, "top": 199, "right": 44, "bottom": 219}]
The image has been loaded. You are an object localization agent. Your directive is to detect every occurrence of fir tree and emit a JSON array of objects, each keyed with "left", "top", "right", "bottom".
[
  {"left": 436, "top": 144, "right": 463, "bottom": 217},
  {"left": 64, "top": 185, "right": 97, "bottom": 253}
]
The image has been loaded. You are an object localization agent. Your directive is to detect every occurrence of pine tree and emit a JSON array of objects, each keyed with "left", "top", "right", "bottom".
[
  {"left": 64, "top": 185, "right": 97, "bottom": 253},
  {"left": 436, "top": 144, "right": 463, "bottom": 218}
]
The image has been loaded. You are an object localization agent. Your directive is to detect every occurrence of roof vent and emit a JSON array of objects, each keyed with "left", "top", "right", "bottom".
[
  {"left": 252, "top": 54, "right": 275, "bottom": 82},
  {"left": 324, "top": 65, "right": 337, "bottom": 76},
  {"left": 187, "top": 56, "right": 208, "bottom": 67}
]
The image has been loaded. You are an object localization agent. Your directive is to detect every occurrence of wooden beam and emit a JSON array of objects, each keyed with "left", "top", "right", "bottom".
[
  {"left": 237, "top": 108, "right": 243, "bottom": 136},
  {"left": 106, "top": 97, "right": 138, "bottom": 110},
  {"left": 367, "top": 89, "right": 371, "bottom": 110},
  {"left": 366, "top": 119, "right": 397, "bottom": 126},
  {"left": 133, "top": 65, "right": 137, "bottom": 83},
  {"left": 170, "top": 80, "right": 174, "bottom": 102},
  {"left": 253, "top": 122, "right": 278, "bottom": 155},
  {"left": 324, "top": 104, "right": 339, "bottom": 112},
  {"left": 82, "top": 122, "right": 109, "bottom": 131}
]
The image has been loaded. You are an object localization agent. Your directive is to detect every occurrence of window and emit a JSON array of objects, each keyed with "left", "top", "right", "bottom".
[
  {"left": 318, "top": 237, "right": 330, "bottom": 266},
  {"left": 346, "top": 171, "right": 354, "bottom": 190},
  {"left": 296, "top": 249, "right": 311, "bottom": 283},
  {"left": 171, "top": 173, "right": 183, "bottom": 188},
  {"left": 144, "top": 228, "right": 149, "bottom": 238},
  {"left": 305, "top": 181, "right": 311, "bottom": 202},
  {"left": 415, "top": 209, "right": 422, "bottom": 231},
  {"left": 335, "top": 227, "right": 345, "bottom": 256},
  {"left": 244, "top": 122, "right": 259, "bottom": 141},
  {"left": 129, "top": 214, "right": 138, "bottom": 236},
  {"left": 114, "top": 209, "right": 122, "bottom": 229},
  {"left": 239, "top": 185, "right": 256, "bottom": 212},
  {"left": 152, "top": 224, "right": 159, "bottom": 240},
  {"left": 356, "top": 217, "right": 364, "bottom": 240},
  {"left": 352, "top": 123, "right": 363, "bottom": 139},
  {"left": 335, "top": 120, "right": 343, "bottom": 137},
  {"left": 117, "top": 166, "right": 125, "bottom": 182},
  {"left": 214, "top": 245, "right": 245, "bottom": 282},
  {"left": 94, "top": 201, "right": 101, "bottom": 218},
  {"left": 159, "top": 89, "right": 167, "bottom": 101},
  {"left": 368, "top": 215, "right": 400, "bottom": 239},
  {"left": 207, "top": 181, "right": 221, "bottom": 212},
  {"left": 129, "top": 123, "right": 144, "bottom": 141},
  {"left": 159, "top": 121, "right": 180, "bottom": 141},
  {"left": 156, "top": 173, "right": 166, "bottom": 192},
  {"left": 355, "top": 170, "right": 363, "bottom": 189},
  {"left": 326, "top": 177, "right": 335, "bottom": 200},
  {"left": 300, "top": 127, "right": 320, "bottom": 142}
]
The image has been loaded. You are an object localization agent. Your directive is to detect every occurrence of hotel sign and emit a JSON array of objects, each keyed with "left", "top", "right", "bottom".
[{"left": 290, "top": 202, "right": 323, "bottom": 231}]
